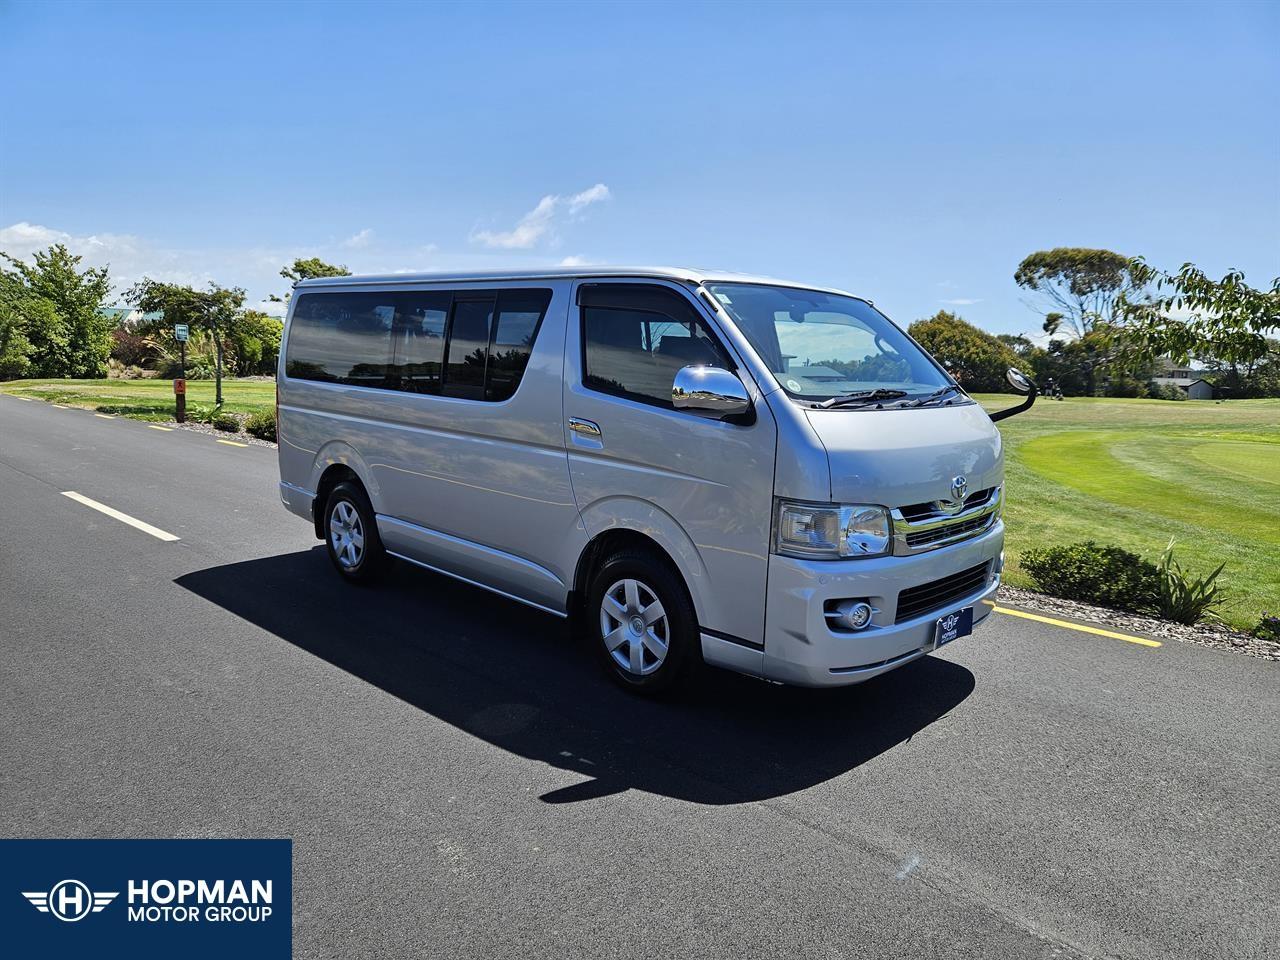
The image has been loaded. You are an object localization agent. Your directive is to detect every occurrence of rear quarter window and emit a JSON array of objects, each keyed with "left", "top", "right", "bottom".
[{"left": 285, "top": 292, "right": 394, "bottom": 387}]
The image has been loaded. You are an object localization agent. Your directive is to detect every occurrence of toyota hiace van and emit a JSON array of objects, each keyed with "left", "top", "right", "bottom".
[{"left": 276, "top": 268, "right": 1034, "bottom": 692}]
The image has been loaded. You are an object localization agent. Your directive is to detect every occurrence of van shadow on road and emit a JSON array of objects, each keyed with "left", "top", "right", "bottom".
[{"left": 177, "top": 549, "right": 974, "bottom": 805}]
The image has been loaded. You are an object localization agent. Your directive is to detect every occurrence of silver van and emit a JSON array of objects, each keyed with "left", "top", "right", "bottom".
[{"left": 276, "top": 268, "right": 1034, "bottom": 693}]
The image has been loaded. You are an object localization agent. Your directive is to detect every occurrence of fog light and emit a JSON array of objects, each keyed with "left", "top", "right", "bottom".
[{"left": 833, "top": 600, "right": 874, "bottom": 631}]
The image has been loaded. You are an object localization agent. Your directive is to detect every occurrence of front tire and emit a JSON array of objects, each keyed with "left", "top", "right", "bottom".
[
  {"left": 323, "top": 481, "right": 387, "bottom": 584},
  {"left": 585, "top": 548, "right": 700, "bottom": 695}
]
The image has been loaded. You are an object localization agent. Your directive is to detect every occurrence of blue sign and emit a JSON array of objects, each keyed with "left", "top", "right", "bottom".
[{"left": 0, "top": 839, "right": 291, "bottom": 959}]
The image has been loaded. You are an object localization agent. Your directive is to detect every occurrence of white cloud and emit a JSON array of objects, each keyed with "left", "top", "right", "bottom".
[
  {"left": 566, "top": 183, "right": 610, "bottom": 214},
  {"left": 559, "top": 255, "right": 593, "bottom": 266},
  {"left": 471, "top": 183, "right": 611, "bottom": 250},
  {"left": 1, "top": 221, "right": 207, "bottom": 292},
  {"left": 342, "top": 228, "right": 374, "bottom": 249},
  {"left": 2, "top": 218, "right": 611, "bottom": 318},
  {"left": 2, "top": 220, "right": 310, "bottom": 315},
  {"left": 940, "top": 297, "right": 983, "bottom": 306}
]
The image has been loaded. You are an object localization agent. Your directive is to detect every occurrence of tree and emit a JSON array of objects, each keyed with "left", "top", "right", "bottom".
[
  {"left": 0, "top": 284, "right": 36, "bottom": 380},
  {"left": 908, "top": 311, "right": 1021, "bottom": 392},
  {"left": 269, "top": 257, "right": 351, "bottom": 303},
  {"left": 1044, "top": 331, "right": 1113, "bottom": 396},
  {"left": 1118, "top": 260, "right": 1280, "bottom": 371},
  {"left": 127, "top": 280, "right": 246, "bottom": 405},
  {"left": 0, "top": 243, "right": 113, "bottom": 377},
  {"left": 228, "top": 309, "right": 284, "bottom": 376},
  {"left": 1014, "top": 248, "right": 1141, "bottom": 339}
]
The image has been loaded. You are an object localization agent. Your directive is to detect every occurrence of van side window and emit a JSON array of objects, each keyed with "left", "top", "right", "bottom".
[
  {"left": 443, "top": 299, "right": 495, "bottom": 400},
  {"left": 389, "top": 291, "right": 450, "bottom": 394},
  {"left": 287, "top": 288, "right": 552, "bottom": 401},
  {"left": 285, "top": 292, "right": 394, "bottom": 387},
  {"left": 487, "top": 290, "right": 552, "bottom": 401},
  {"left": 580, "top": 284, "right": 730, "bottom": 408}
]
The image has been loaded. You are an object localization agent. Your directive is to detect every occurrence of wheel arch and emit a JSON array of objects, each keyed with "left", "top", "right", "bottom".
[
  {"left": 569, "top": 505, "right": 708, "bottom": 627},
  {"left": 310, "top": 446, "right": 376, "bottom": 539}
]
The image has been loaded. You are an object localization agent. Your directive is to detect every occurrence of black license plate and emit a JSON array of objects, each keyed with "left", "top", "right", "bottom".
[{"left": 934, "top": 606, "right": 974, "bottom": 648}]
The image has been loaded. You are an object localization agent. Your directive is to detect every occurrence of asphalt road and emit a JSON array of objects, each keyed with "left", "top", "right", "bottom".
[{"left": 1, "top": 395, "right": 1277, "bottom": 960}]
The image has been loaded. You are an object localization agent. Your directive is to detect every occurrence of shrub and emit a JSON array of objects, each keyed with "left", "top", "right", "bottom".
[
  {"left": 211, "top": 412, "right": 241, "bottom": 433},
  {"left": 1153, "top": 539, "right": 1226, "bottom": 625},
  {"left": 1021, "top": 541, "right": 1159, "bottom": 612},
  {"left": 1253, "top": 613, "right": 1280, "bottom": 645},
  {"left": 1104, "top": 375, "right": 1147, "bottom": 398},
  {"left": 109, "top": 328, "right": 157, "bottom": 367},
  {"left": 244, "top": 409, "right": 277, "bottom": 442},
  {"left": 1148, "top": 382, "right": 1188, "bottom": 401}
]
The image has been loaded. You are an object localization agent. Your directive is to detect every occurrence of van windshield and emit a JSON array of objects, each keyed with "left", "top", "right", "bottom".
[{"left": 706, "top": 283, "right": 956, "bottom": 404}]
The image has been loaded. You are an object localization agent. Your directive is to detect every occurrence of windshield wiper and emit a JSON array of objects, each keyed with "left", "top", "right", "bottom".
[
  {"left": 814, "top": 388, "right": 908, "bottom": 409},
  {"left": 901, "top": 384, "right": 965, "bottom": 408}
]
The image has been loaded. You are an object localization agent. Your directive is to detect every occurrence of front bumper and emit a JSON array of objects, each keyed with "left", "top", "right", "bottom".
[{"left": 760, "top": 521, "right": 1003, "bottom": 687}]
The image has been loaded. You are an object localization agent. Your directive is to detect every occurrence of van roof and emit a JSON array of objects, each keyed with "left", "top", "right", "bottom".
[{"left": 294, "top": 266, "right": 858, "bottom": 297}]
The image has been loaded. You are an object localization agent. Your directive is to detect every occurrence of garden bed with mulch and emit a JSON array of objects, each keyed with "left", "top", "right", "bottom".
[{"left": 996, "top": 584, "right": 1279, "bottom": 662}]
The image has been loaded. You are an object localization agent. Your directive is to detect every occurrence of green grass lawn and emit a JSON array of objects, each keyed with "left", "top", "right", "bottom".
[
  {"left": 4, "top": 378, "right": 1276, "bottom": 629},
  {"left": 975, "top": 394, "right": 1280, "bottom": 631},
  {"left": 0, "top": 377, "right": 275, "bottom": 421}
]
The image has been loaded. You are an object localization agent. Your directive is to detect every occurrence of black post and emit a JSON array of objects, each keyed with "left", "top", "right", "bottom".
[{"left": 176, "top": 339, "right": 186, "bottom": 423}]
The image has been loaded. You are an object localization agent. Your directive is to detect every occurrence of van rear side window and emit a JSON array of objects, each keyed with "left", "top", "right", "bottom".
[{"left": 286, "top": 288, "right": 552, "bottom": 401}]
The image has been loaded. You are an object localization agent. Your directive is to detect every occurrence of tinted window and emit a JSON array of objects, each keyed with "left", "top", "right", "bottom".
[
  {"left": 389, "top": 291, "right": 449, "bottom": 394},
  {"left": 488, "top": 290, "right": 552, "bottom": 401},
  {"left": 287, "top": 287, "right": 552, "bottom": 402},
  {"left": 581, "top": 285, "right": 730, "bottom": 407},
  {"left": 443, "top": 299, "right": 494, "bottom": 399},
  {"left": 286, "top": 292, "right": 394, "bottom": 386}
]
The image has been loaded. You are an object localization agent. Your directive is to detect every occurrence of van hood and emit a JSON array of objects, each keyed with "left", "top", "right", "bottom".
[{"left": 804, "top": 403, "right": 1002, "bottom": 508}]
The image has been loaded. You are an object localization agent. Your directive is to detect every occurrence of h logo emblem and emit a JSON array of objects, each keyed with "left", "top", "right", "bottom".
[
  {"left": 22, "top": 879, "right": 117, "bottom": 921},
  {"left": 55, "top": 881, "right": 86, "bottom": 919}
]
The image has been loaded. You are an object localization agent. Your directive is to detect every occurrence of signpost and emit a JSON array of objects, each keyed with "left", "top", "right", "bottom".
[{"left": 174, "top": 324, "right": 189, "bottom": 423}]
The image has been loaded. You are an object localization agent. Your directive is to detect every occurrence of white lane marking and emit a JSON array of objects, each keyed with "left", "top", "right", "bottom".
[
  {"left": 94, "top": 413, "right": 115, "bottom": 419},
  {"left": 14, "top": 396, "right": 33, "bottom": 401},
  {"left": 148, "top": 425, "right": 173, "bottom": 432},
  {"left": 51, "top": 404, "right": 69, "bottom": 409},
  {"left": 60, "top": 491, "right": 181, "bottom": 542}
]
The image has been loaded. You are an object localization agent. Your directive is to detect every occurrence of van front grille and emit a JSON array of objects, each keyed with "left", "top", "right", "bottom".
[
  {"left": 904, "top": 512, "right": 996, "bottom": 548},
  {"left": 898, "top": 487, "right": 996, "bottom": 522},
  {"left": 895, "top": 562, "right": 990, "bottom": 624},
  {"left": 891, "top": 486, "right": 1001, "bottom": 555}
]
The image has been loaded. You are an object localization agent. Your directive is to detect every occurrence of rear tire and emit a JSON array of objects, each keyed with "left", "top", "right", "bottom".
[
  {"left": 585, "top": 547, "right": 700, "bottom": 695},
  {"left": 323, "top": 480, "right": 388, "bottom": 584}
]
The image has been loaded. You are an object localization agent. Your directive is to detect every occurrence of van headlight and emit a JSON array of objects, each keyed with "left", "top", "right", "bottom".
[{"left": 773, "top": 500, "right": 892, "bottom": 560}]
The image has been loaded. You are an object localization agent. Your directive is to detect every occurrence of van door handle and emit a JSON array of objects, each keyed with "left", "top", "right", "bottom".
[{"left": 568, "top": 417, "right": 602, "bottom": 439}]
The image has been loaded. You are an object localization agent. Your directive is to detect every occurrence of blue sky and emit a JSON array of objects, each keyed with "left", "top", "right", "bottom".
[{"left": 2, "top": 0, "right": 1276, "bottom": 335}]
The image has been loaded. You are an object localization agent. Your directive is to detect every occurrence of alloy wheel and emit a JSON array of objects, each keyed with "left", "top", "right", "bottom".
[
  {"left": 599, "top": 577, "right": 670, "bottom": 676},
  {"left": 329, "top": 500, "right": 365, "bottom": 570}
]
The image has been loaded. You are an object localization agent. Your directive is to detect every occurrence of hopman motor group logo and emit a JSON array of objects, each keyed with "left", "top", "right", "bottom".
[
  {"left": 2, "top": 838, "right": 291, "bottom": 960},
  {"left": 21, "top": 877, "right": 274, "bottom": 924},
  {"left": 23, "top": 880, "right": 118, "bottom": 921}
]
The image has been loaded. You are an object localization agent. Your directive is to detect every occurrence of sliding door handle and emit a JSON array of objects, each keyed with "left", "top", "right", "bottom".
[{"left": 568, "top": 417, "right": 602, "bottom": 439}]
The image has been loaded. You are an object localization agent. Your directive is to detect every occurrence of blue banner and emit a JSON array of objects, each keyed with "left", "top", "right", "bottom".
[{"left": 0, "top": 839, "right": 292, "bottom": 959}]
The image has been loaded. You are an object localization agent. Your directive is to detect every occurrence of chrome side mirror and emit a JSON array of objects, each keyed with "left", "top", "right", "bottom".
[
  {"left": 990, "top": 367, "right": 1040, "bottom": 422},
  {"left": 672, "top": 365, "right": 751, "bottom": 419},
  {"left": 1006, "top": 367, "right": 1036, "bottom": 394}
]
